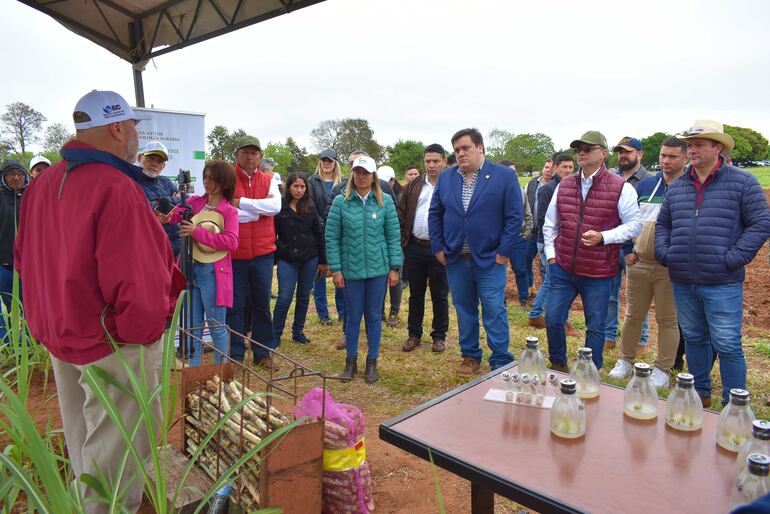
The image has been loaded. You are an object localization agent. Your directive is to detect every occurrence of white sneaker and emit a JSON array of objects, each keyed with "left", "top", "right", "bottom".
[
  {"left": 650, "top": 366, "right": 670, "bottom": 389},
  {"left": 608, "top": 359, "right": 633, "bottom": 379}
]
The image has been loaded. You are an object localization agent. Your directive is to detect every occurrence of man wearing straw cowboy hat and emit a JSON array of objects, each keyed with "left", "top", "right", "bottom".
[{"left": 655, "top": 119, "right": 770, "bottom": 408}]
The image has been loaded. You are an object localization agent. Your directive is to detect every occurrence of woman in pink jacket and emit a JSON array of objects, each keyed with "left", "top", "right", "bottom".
[{"left": 172, "top": 160, "right": 239, "bottom": 365}]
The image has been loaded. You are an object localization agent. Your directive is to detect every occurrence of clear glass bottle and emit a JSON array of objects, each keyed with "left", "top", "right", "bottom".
[
  {"left": 737, "top": 420, "right": 770, "bottom": 475},
  {"left": 623, "top": 363, "right": 658, "bottom": 420},
  {"left": 501, "top": 371, "right": 513, "bottom": 403},
  {"left": 551, "top": 379, "right": 585, "bottom": 439},
  {"left": 717, "top": 389, "right": 757, "bottom": 452},
  {"left": 519, "top": 336, "right": 547, "bottom": 380},
  {"left": 570, "top": 347, "right": 600, "bottom": 399},
  {"left": 532, "top": 374, "right": 545, "bottom": 406},
  {"left": 730, "top": 453, "right": 770, "bottom": 509},
  {"left": 519, "top": 373, "right": 532, "bottom": 404},
  {"left": 665, "top": 373, "right": 703, "bottom": 431}
]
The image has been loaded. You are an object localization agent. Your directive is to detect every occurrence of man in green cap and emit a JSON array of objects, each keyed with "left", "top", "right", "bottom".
[
  {"left": 227, "top": 135, "right": 282, "bottom": 368},
  {"left": 541, "top": 131, "right": 641, "bottom": 372}
]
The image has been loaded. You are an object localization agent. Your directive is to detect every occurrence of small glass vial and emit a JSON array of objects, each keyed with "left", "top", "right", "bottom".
[
  {"left": 737, "top": 421, "right": 770, "bottom": 475},
  {"left": 623, "top": 363, "right": 658, "bottom": 420},
  {"left": 519, "top": 336, "right": 547, "bottom": 380},
  {"left": 551, "top": 379, "right": 585, "bottom": 439},
  {"left": 717, "top": 389, "right": 757, "bottom": 452},
  {"left": 570, "top": 347, "right": 600, "bottom": 399},
  {"left": 665, "top": 373, "right": 704, "bottom": 431},
  {"left": 730, "top": 453, "right": 770, "bottom": 509},
  {"left": 532, "top": 374, "right": 545, "bottom": 406},
  {"left": 511, "top": 372, "right": 521, "bottom": 401},
  {"left": 547, "top": 372, "right": 559, "bottom": 396},
  {"left": 501, "top": 371, "right": 513, "bottom": 402},
  {"left": 519, "top": 373, "right": 532, "bottom": 404}
]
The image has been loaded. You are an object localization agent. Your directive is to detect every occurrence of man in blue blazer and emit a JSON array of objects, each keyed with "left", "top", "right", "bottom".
[{"left": 429, "top": 128, "right": 523, "bottom": 375}]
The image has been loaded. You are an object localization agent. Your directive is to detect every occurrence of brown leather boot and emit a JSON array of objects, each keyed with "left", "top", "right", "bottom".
[
  {"left": 527, "top": 316, "right": 546, "bottom": 329},
  {"left": 549, "top": 361, "right": 570, "bottom": 373},
  {"left": 456, "top": 357, "right": 481, "bottom": 376},
  {"left": 255, "top": 356, "right": 279, "bottom": 371},
  {"left": 432, "top": 337, "right": 446, "bottom": 353},
  {"left": 565, "top": 321, "right": 582, "bottom": 338},
  {"left": 402, "top": 336, "right": 420, "bottom": 352},
  {"left": 336, "top": 336, "right": 346, "bottom": 350}
]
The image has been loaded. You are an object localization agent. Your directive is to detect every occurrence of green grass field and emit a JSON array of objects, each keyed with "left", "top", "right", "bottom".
[{"left": 518, "top": 166, "right": 770, "bottom": 188}]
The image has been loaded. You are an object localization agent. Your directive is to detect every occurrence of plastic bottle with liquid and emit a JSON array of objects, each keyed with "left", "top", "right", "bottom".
[
  {"left": 570, "top": 347, "right": 600, "bottom": 399},
  {"left": 730, "top": 453, "right": 770, "bottom": 510},
  {"left": 623, "top": 363, "right": 658, "bottom": 420},
  {"left": 518, "top": 336, "right": 547, "bottom": 380},
  {"left": 665, "top": 373, "right": 703, "bottom": 431},
  {"left": 550, "top": 379, "right": 586, "bottom": 439},
  {"left": 717, "top": 389, "right": 756, "bottom": 452}
]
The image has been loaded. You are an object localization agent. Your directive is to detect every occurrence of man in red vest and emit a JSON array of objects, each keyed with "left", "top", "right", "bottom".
[
  {"left": 541, "top": 131, "right": 641, "bottom": 371},
  {"left": 227, "top": 136, "right": 281, "bottom": 368}
]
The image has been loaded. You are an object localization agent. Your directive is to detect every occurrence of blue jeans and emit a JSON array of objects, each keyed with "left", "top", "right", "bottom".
[
  {"left": 0, "top": 265, "right": 15, "bottom": 343},
  {"left": 313, "top": 275, "right": 330, "bottom": 320},
  {"left": 529, "top": 243, "right": 549, "bottom": 319},
  {"left": 188, "top": 263, "right": 229, "bottom": 366},
  {"left": 672, "top": 281, "right": 745, "bottom": 406},
  {"left": 510, "top": 235, "right": 531, "bottom": 303},
  {"left": 545, "top": 263, "right": 612, "bottom": 369},
  {"left": 336, "top": 287, "right": 347, "bottom": 325},
  {"left": 343, "top": 276, "right": 387, "bottom": 360},
  {"left": 446, "top": 259, "right": 513, "bottom": 370},
  {"left": 606, "top": 266, "right": 649, "bottom": 345},
  {"left": 227, "top": 253, "right": 275, "bottom": 362},
  {"left": 273, "top": 257, "right": 318, "bottom": 344},
  {"left": 525, "top": 237, "right": 538, "bottom": 289}
]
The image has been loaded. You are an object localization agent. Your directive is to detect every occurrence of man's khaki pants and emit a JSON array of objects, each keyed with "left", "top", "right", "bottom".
[
  {"left": 51, "top": 340, "right": 163, "bottom": 514},
  {"left": 619, "top": 261, "right": 680, "bottom": 371}
]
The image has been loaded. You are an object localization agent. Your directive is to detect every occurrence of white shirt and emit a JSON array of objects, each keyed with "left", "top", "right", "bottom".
[
  {"left": 543, "top": 167, "right": 641, "bottom": 260},
  {"left": 411, "top": 174, "right": 436, "bottom": 240},
  {"left": 236, "top": 171, "right": 281, "bottom": 223}
]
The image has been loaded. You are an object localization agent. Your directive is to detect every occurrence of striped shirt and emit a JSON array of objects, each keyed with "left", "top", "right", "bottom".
[{"left": 458, "top": 165, "right": 482, "bottom": 252}]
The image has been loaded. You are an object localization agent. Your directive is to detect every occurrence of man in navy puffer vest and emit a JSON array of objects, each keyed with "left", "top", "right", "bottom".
[{"left": 655, "top": 120, "right": 770, "bottom": 408}]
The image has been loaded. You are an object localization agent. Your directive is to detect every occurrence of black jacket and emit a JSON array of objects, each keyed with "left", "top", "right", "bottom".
[
  {"left": 274, "top": 200, "right": 327, "bottom": 264},
  {"left": 0, "top": 161, "right": 29, "bottom": 266},
  {"left": 306, "top": 173, "right": 332, "bottom": 221},
  {"left": 536, "top": 175, "right": 560, "bottom": 244}
]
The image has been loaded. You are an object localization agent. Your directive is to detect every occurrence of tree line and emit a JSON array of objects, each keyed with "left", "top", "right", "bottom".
[{"left": 3, "top": 102, "right": 769, "bottom": 176}]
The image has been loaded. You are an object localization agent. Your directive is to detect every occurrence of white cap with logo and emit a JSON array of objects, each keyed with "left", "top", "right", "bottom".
[
  {"left": 351, "top": 155, "right": 377, "bottom": 173},
  {"left": 29, "top": 155, "right": 52, "bottom": 169},
  {"left": 73, "top": 90, "right": 152, "bottom": 130},
  {"left": 141, "top": 141, "right": 169, "bottom": 160}
]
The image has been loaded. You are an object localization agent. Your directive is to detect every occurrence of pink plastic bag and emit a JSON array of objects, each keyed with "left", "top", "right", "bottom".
[{"left": 296, "top": 388, "right": 374, "bottom": 513}]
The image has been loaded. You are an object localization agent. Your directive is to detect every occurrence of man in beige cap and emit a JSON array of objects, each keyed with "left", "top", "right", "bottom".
[{"left": 655, "top": 120, "right": 770, "bottom": 407}]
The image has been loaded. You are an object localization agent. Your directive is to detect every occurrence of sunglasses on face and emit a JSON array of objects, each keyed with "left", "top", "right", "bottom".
[{"left": 575, "top": 146, "right": 601, "bottom": 154}]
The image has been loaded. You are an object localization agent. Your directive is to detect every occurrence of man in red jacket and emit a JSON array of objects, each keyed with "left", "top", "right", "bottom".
[
  {"left": 227, "top": 136, "right": 281, "bottom": 368},
  {"left": 15, "top": 90, "right": 175, "bottom": 513}
]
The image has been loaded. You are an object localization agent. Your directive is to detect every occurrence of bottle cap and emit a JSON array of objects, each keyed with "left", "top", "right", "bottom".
[
  {"left": 747, "top": 453, "right": 770, "bottom": 476},
  {"left": 676, "top": 373, "right": 694, "bottom": 387},
  {"left": 531, "top": 374, "right": 540, "bottom": 384},
  {"left": 751, "top": 420, "right": 770, "bottom": 441},
  {"left": 633, "top": 363, "right": 651, "bottom": 377},
  {"left": 501, "top": 371, "right": 510, "bottom": 382},
  {"left": 520, "top": 373, "right": 530, "bottom": 382},
  {"left": 577, "top": 347, "right": 592, "bottom": 358},
  {"left": 525, "top": 336, "right": 539, "bottom": 349},
  {"left": 729, "top": 388, "right": 750, "bottom": 406},
  {"left": 560, "top": 379, "right": 577, "bottom": 394},
  {"left": 511, "top": 373, "right": 520, "bottom": 383}
]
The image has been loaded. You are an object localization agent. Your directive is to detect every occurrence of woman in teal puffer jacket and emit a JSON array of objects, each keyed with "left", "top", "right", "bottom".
[{"left": 325, "top": 155, "right": 402, "bottom": 383}]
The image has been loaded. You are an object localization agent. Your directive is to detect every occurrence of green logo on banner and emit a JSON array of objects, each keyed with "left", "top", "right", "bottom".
[{"left": 193, "top": 150, "right": 206, "bottom": 160}]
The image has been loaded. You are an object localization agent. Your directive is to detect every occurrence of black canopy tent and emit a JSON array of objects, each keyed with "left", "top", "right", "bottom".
[{"left": 18, "top": 0, "right": 326, "bottom": 106}]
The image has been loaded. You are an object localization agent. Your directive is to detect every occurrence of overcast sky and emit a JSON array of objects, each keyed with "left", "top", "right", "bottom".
[{"left": 3, "top": 0, "right": 770, "bottom": 156}]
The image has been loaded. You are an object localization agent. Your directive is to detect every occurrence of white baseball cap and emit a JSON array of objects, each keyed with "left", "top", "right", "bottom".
[
  {"left": 72, "top": 90, "right": 152, "bottom": 130},
  {"left": 29, "top": 155, "right": 51, "bottom": 169},
  {"left": 351, "top": 155, "right": 377, "bottom": 173},
  {"left": 141, "top": 141, "right": 169, "bottom": 160},
  {"left": 377, "top": 165, "right": 395, "bottom": 181}
]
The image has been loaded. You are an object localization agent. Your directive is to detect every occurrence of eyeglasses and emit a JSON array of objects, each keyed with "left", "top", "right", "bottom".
[{"left": 575, "top": 146, "right": 601, "bottom": 154}]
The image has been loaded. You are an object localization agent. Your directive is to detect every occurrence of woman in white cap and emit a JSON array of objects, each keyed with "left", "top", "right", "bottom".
[
  {"left": 168, "top": 160, "right": 239, "bottom": 366},
  {"left": 325, "top": 155, "right": 402, "bottom": 383},
  {"left": 306, "top": 148, "right": 344, "bottom": 326}
]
